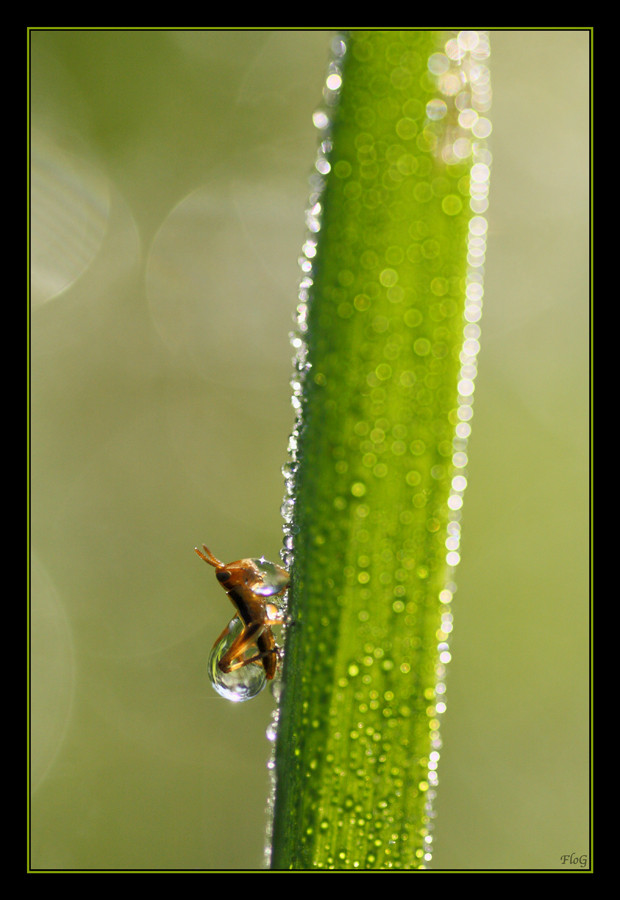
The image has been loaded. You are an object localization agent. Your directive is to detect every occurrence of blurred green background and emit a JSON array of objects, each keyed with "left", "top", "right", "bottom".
[{"left": 29, "top": 29, "right": 590, "bottom": 871}]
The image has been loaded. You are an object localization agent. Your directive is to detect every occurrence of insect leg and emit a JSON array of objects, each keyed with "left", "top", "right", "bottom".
[{"left": 218, "top": 620, "right": 266, "bottom": 674}]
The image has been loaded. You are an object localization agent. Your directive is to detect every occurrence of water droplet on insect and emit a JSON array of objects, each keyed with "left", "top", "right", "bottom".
[
  {"left": 250, "top": 558, "right": 290, "bottom": 597},
  {"left": 208, "top": 618, "right": 267, "bottom": 702}
]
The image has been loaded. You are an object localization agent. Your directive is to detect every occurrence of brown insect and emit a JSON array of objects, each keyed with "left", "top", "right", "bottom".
[{"left": 195, "top": 545, "right": 289, "bottom": 680}]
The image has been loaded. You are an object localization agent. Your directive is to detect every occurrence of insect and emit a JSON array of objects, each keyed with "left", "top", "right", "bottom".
[{"left": 195, "top": 544, "right": 289, "bottom": 700}]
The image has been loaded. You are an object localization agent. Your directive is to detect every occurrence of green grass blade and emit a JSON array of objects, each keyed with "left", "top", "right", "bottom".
[{"left": 270, "top": 30, "right": 491, "bottom": 871}]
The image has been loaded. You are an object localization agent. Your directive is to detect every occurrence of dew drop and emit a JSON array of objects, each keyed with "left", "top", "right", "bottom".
[
  {"left": 249, "top": 558, "right": 290, "bottom": 597},
  {"left": 208, "top": 617, "right": 267, "bottom": 702}
]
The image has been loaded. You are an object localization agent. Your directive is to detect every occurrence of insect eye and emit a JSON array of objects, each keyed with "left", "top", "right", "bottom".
[{"left": 216, "top": 570, "right": 231, "bottom": 583}]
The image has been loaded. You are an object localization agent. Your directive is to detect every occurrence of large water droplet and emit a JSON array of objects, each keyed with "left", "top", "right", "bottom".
[
  {"left": 250, "top": 558, "right": 289, "bottom": 597},
  {"left": 208, "top": 618, "right": 267, "bottom": 702}
]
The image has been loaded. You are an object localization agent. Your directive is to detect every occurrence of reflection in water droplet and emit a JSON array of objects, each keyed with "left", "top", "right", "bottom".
[
  {"left": 250, "top": 558, "right": 290, "bottom": 597},
  {"left": 208, "top": 618, "right": 267, "bottom": 702}
]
